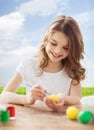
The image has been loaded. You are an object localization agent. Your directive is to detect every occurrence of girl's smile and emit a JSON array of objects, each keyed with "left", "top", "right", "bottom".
[
  {"left": 50, "top": 51, "right": 62, "bottom": 58},
  {"left": 46, "top": 31, "right": 69, "bottom": 63}
]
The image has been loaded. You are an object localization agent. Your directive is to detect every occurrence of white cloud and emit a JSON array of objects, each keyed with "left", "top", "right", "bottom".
[
  {"left": 0, "top": 11, "right": 24, "bottom": 41},
  {"left": 82, "top": 68, "right": 94, "bottom": 87},
  {"left": 0, "top": 45, "right": 37, "bottom": 67},
  {"left": 81, "top": 60, "right": 94, "bottom": 87},
  {"left": 0, "top": 11, "right": 25, "bottom": 55},
  {"left": 18, "top": 0, "right": 69, "bottom": 16},
  {"left": 73, "top": 10, "right": 94, "bottom": 26}
]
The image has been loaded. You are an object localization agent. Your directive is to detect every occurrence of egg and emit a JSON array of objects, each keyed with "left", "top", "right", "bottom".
[
  {"left": 77, "top": 110, "right": 93, "bottom": 124},
  {"left": 48, "top": 94, "right": 58, "bottom": 102},
  {"left": 66, "top": 106, "right": 79, "bottom": 120}
]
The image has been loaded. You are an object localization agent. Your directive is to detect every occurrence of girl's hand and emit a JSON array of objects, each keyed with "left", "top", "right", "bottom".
[
  {"left": 25, "top": 84, "right": 46, "bottom": 105},
  {"left": 45, "top": 94, "right": 65, "bottom": 110}
]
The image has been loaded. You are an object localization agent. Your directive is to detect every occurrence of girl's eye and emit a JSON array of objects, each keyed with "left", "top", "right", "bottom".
[
  {"left": 63, "top": 47, "right": 69, "bottom": 50},
  {"left": 51, "top": 42, "right": 57, "bottom": 46}
]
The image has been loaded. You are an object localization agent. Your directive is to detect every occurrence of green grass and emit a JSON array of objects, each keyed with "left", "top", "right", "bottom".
[
  {"left": 82, "top": 87, "right": 94, "bottom": 96},
  {"left": 0, "top": 86, "right": 26, "bottom": 95},
  {"left": 0, "top": 86, "right": 94, "bottom": 96}
]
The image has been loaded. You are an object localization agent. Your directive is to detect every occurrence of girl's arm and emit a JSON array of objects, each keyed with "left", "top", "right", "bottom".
[
  {"left": 0, "top": 72, "right": 46, "bottom": 105},
  {"left": 63, "top": 80, "right": 82, "bottom": 105},
  {"left": 0, "top": 72, "right": 27, "bottom": 105}
]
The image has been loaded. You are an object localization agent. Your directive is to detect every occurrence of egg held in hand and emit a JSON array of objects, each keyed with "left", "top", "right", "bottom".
[{"left": 48, "top": 94, "right": 58, "bottom": 102}]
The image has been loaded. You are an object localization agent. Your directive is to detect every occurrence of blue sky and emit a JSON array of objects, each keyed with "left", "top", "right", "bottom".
[{"left": 0, "top": 0, "right": 94, "bottom": 87}]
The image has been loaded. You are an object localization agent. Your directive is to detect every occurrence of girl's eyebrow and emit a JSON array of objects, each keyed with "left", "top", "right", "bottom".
[
  {"left": 51, "top": 39, "right": 69, "bottom": 47},
  {"left": 50, "top": 39, "right": 57, "bottom": 43}
]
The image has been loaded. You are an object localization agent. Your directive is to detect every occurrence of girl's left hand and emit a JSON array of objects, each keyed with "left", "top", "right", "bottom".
[{"left": 45, "top": 94, "right": 65, "bottom": 110}]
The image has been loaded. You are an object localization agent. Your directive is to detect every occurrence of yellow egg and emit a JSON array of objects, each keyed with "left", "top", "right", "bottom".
[
  {"left": 66, "top": 106, "right": 78, "bottom": 120},
  {"left": 48, "top": 94, "right": 58, "bottom": 102}
]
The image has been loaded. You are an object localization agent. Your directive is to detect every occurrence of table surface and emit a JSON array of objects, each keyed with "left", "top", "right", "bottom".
[{"left": 0, "top": 103, "right": 94, "bottom": 130}]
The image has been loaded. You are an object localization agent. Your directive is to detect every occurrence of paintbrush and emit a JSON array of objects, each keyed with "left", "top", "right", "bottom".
[{"left": 23, "top": 83, "right": 52, "bottom": 95}]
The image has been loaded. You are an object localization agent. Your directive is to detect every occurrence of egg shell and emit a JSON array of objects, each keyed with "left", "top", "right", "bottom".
[
  {"left": 77, "top": 110, "right": 93, "bottom": 124},
  {"left": 48, "top": 94, "right": 58, "bottom": 102},
  {"left": 66, "top": 106, "right": 79, "bottom": 120}
]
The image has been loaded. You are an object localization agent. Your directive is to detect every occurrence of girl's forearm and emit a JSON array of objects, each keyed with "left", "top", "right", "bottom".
[
  {"left": 0, "top": 91, "right": 27, "bottom": 105},
  {"left": 64, "top": 96, "right": 81, "bottom": 105}
]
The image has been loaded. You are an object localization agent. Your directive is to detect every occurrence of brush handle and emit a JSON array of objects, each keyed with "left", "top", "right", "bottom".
[
  {"left": 46, "top": 91, "right": 52, "bottom": 95},
  {"left": 23, "top": 83, "right": 51, "bottom": 95},
  {"left": 23, "top": 83, "right": 32, "bottom": 87}
]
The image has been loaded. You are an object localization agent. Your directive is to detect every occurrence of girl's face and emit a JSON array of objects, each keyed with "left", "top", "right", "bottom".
[{"left": 45, "top": 31, "right": 69, "bottom": 63}]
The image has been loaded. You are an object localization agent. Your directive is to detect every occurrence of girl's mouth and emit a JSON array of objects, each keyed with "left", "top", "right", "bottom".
[{"left": 51, "top": 52, "right": 61, "bottom": 58}]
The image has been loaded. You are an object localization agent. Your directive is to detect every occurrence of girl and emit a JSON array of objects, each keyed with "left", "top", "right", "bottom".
[{"left": 1, "top": 15, "right": 85, "bottom": 110}]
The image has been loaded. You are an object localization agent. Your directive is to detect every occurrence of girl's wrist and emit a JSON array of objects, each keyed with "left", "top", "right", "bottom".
[
  {"left": 57, "top": 93, "right": 65, "bottom": 99},
  {"left": 24, "top": 95, "right": 35, "bottom": 106},
  {"left": 57, "top": 93, "right": 65, "bottom": 105}
]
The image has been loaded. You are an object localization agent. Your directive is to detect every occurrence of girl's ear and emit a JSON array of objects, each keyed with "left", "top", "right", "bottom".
[{"left": 71, "top": 79, "right": 78, "bottom": 85}]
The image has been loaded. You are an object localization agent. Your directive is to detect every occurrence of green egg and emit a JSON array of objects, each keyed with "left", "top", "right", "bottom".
[{"left": 77, "top": 110, "right": 93, "bottom": 124}]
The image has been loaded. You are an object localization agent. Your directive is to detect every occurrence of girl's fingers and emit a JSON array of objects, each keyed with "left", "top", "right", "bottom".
[
  {"left": 45, "top": 98, "right": 64, "bottom": 109},
  {"left": 31, "top": 86, "right": 46, "bottom": 98},
  {"left": 30, "top": 89, "right": 46, "bottom": 101},
  {"left": 32, "top": 85, "right": 46, "bottom": 95},
  {"left": 27, "top": 84, "right": 47, "bottom": 103},
  {"left": 32, "top": 90, "right": 46, "bottom": 98},
  {"left": 34, "top": 95, "right": 44, "bottom": 101},
  {"left": 46, "top": 98, "right": 58, "bottom": 109},
  {"left": 33, "top": 84, "right": 45, "bottom": 92},
  {"left": 45, "top": 99, "right": 55, "bottom": 109}
]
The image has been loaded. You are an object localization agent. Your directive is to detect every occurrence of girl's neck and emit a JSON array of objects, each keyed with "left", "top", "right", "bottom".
[{"left": 43, "top": 60, "right": 63, "bottom": 73}]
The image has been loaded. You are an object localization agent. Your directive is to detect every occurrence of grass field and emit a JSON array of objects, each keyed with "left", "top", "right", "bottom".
[
  {"left": 82, "top": 87, "right": 94, "bottom": 96},
  {"left": 0, "top": 86, "right": 94, "bottom": 96},
  {"left": 0, "top": 86, "right": 26, "bottom": 95}
]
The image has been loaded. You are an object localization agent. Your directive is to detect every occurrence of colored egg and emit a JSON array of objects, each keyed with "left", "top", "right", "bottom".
[
  {"left": 66, "top": 106, "right": 79, "bottom": 120},
  {"left": 77, "top": 110, "right": 93, "bottom": 124},
  {"left": 48, "top": 94, "right": 58, "bottom": 102}
]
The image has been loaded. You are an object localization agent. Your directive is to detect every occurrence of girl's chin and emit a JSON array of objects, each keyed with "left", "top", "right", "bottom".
[{"left": 49, "top": 57, "right": 60, "bottom": 62}]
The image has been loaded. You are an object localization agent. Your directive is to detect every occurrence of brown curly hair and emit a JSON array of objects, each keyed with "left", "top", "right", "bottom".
[{"left": 35, "top": 15, "right": 86, "bottom": 84}]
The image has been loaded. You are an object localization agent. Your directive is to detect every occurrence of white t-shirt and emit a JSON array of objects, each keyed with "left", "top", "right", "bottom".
[{"left": 16, "top": 57, "right": 72, "bottom": 96}]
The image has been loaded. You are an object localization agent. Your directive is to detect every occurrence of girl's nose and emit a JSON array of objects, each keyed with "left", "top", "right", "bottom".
[{"left": 54, "top": 47, "right": 62, "bottom": 54}]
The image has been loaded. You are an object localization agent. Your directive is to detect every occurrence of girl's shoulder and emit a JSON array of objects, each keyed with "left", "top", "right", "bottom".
[
  {"left": 22, "top": 55, "right": 38, "bottom": 67},
  {"left": 22, "top": 49, "right": 38, "bottom": 64},
  {"left": 17, "top": 55, "right": 39, "bottom": 75}
]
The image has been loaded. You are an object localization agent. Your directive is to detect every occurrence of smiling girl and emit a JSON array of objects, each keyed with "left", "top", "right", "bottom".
[{"left": 1, "top": 15, "right": 85, "bottom": 110}]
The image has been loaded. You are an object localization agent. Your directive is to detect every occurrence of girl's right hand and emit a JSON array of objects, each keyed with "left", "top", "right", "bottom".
[{"left": 25, "top": 84, "right": 46, "bottom": 105}]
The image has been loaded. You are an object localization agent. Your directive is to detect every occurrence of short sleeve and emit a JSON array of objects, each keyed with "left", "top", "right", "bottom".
[
  {"left": 16, "top": 57, "right": 39, "bottom": 84},
  {"left": 16, "top": 59, "right": 26, "bottom": 81}
]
